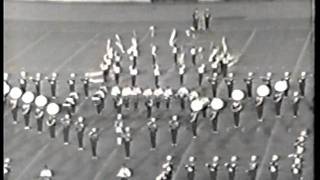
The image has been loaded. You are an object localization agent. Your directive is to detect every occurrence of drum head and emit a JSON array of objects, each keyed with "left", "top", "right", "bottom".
[
  {"left": 231, "top": 89, "right": 245, "bottom": 101},
  {"left": 256, "top": 85, "right": 270, "bottom": 97},
  {"left": 274, "top": 80, "right": 288, "bottom": 92},
  {"left": 46, "top": 103, "right": 60, "bottom": 116},
  {"left": 143, "top": 89, "right": 153, "bottom": 97},
  {"left": 191, "top": 99, "right": 203, "bottom": 112},
  {"left": 111, "top": 86, "right": 121, "bottom": 96},
  {"left": 154, "top": 88, "right": 163, "bottom": 96},
  {"left": 210, "top": 98, "right": 224, "bottom": 111},
  {"left": 35, "top": 95, "right": 48, "bottom": 107},
  {"left": 22, "top": 91, "right": 35, "bottom": 104},
  {"left": 4, "top": 82, "right": 10, "bottom": 96},
  {"left": 178, "top": 87, "right": 189, "bottom": 95},
  {"left": 189, "top": 91, "right": 199, "bottom": 99},
  {"left": 9, "top": 87, "right": 23, "bottom": 100},
  {"left": 122, "top": 87, "right": 132, "bottom": 96}
]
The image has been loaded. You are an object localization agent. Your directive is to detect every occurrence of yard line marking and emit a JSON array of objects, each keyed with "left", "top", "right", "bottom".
[
  {"left": 53, "top": 33, "right": 100, "bottom": 72},
  {"left": 255, "top": 30, "right": 313, "bottom": 180},
  {"left": 228, "top": 28, "right": 256, "bottom": 67},
  {"left": 6, "top": 31, "right": 52, "bottom": 65},
  {"left": 15, "top": 144, "right": 50, "bottom": 180},
  {"left": 92, "top": 149, "right": 118, "bottom": 180},
  {"left": 292, "top": 30, "right": 313, "bottom": 80}
]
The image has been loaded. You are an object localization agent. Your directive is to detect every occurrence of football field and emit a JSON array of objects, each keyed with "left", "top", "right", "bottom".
[{"left": 3, "top": 1, "right": 314, "bottom": 180}]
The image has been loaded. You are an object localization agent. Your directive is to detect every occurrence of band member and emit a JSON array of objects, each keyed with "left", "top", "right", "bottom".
[
  {"left": 298, "top": 72, "right": 307, "bottom": 97},
  {"left": 147, "top": 117, "right": 158, "bottom": 150},
  {"left": 46, "top": 103, "right": 60, "bottom": 139},
  {"left": 198, "top": 64, "right": 206, "bottom": 86},
  {"left": 283, "top": 71, "right": 291, "bottom": 96},
  {"left": 204, "top": 8, "right": 211, "bottom": 30},
  {"left": 116, "top": 164, "right": 133, "bottom": 180},
  {"left": 224, "top": 73, "right": 234, "bottom": 99},
  {"left": 190, "top": 98, "right": 203, "bottom": 138},
  {"left": 172, "top": 45, "right": 178, "bottom": 65},
  {"left": 224, "top": 156, "right": 238, "bottom": 180},
  {"left": 269, "top": 155, "right": 280, "bottom": 180},
  {"left": 46, "top": 73, "right": 58, "bottom": 98},
  {"left": 122, "top": 87, "right": 132, "bottom": 109},
  {"left": 231, "top": 90, "right": 245, "bottom": 128},
  {"left": 19, "top": 71, "right": 28, "bottom": 93},
  {"left": 47, "top": 115, "right": 57, "bottom": 139},
  {"left": 192, "top": 9, "right": 199, "bottom": 30},
  {"left": 122, "top": 126, "right": 132, "bottom": 159},
  {"left": 151, "top": 44, "right": 158, "bottom": 66},
  {"left": 91, "top": 94, "right": 103, "bottom": 115},
  {"left": 150, "top": 25, "right": 156, "bottom": 38},
  {"left": 190, "top": 47, "right": 197, "bottom": 65},
  {"left": 188, "top": 90, "right": 199, "bottom": 103},
  {"left": 154, "top": 64, "right": 161, "bottom": 87},
  {"left": 177, "top": 86, "right": 189, "bottom": 110},
  {"left": 220, "top": 58, "right": 229, "bottom": 78},
  {"left": 113, "top": 64, "right": 121, "bottom": 85},
  {"left": 210, "top": 61, "right": 219, "bottom": 75},
  {"left": 292, "top": 91, "right": 301, "bottom": 118},
  {"left": 273, "top": 80, "right": 288, "bottom": 117},
  {"left": 21, "top": 91, "right": 35, "bottom": 129},
  {"left": 132, "top": 86, "right": 142, "bottom": 109},
  {"left": 154, "top": 87, "right": 164, "bottom": 109},
  {"left": 88, "top": 127, "right": 99, "bottom": 159},
  {"left": 156, "top": 155, "right": 174, "bottom": 180},
  {"left": 184, "top": 156, "right": 196, "bottom": 180},
  {"left": 67, "top": 73, "right": 77, "bottom": 93},
  {"left": 34, "top": 95, "right": 48, "bottom": 133},
  {"left": 63, "top": 97, "right": 75, "bottom": 116},
  {"left": 200, "top": 97, "right": 210, "bottom": 118},
  {"left": 129, "top": 64, "right": 138, "bottom": 87},
  {"left": 115, "top": 96, "right": 123, "bottom": 114},
  {"left": 4, "top": 158, "right": 11, "bottom": 180},
  {"left": 101, "top": 60, "right": 110, "bottom": 83},
  {"left": 111, "top": 86, "right": 122, "bottom": 108},
  {"left": 169, "top": 115, "right": 180, "bottom": 146},
  {"left": 246, "top": 155, "right": 259, "bottom": 180},
  {"left": 8, "top": 87, "right": 23, "bottom": 124},
  {"left": 261, "top": 72, "right": 273, "bottom": 96},
  {"left": 39, "top": 165, "right": 54, "bottom": 180},
  {"left": 208, "top": 73, "right": 219, "bottom": 97},
  {"left": 209, "top": 97, "right": 224, "bottom": 133},
  {"left": 81, "top": 75, "right": 90, "bottom": 98},
  {"left": 3, "top": 75, "right": 11, "bottom": 103},
  {"left": 291, "top": 157, "right": 303, "bottom": 180},
  {"left": 143, "top": 88, "right": 154, "bottom": 118},
  {"left": 255, "top": 85, "right": 271, "bottom": 121},
  {"left": 114, "top": 114, "right": 124, "bottom": 146},
  {"left": 243, "top": 72, "right": 254, "bottom": 98},
  {"left": 92, "top": 87, "right": 108, "bottom": 114},
  {"left": 164, "top": 87, "right": 174, "bottom": 109},
  {"left": 61, "top": 114, "right": 72, "bottom": 145},
  {"left": 114, "top": 51, "right": 122, "bottom": 67},
  {"left": 178, "top": 64, "right": 186, "bottom": 85},
  {"left": 205, "top": 156, "right": 220, "bottom": 180},
  {"left": 30, "top": 72, "right": 42, "bottom": 96},
  {"left": 196, "top": 47, "right": 204, "bottom": 64},
  {"left": 75, "top": 116, "right": 86, "bottom": 150}
]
